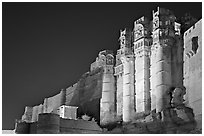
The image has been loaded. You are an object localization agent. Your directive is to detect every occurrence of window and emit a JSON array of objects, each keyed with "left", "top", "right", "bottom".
[
  {"left": 160, "top": 21, "right": 162, "bottom": 26},
  {"left": 135, "top": 43, "right": 137, "bottom": 49},
  {"left": 165, "top": 29, "right": 168, "bottom": 35},
  {"left": 192, "top": 36, "right": 199, "bottom": 54},
  {"left": 159, "top": 30, "right": 162, "bottom": 36}
]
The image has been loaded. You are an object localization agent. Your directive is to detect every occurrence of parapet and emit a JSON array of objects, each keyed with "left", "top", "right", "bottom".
[
  {"left": 134, "top": 16, "right": 150, "bottom": 27},
  {"left": 153, "top": 7, "right": 174, "bottom": 16},
  {"left": 90, "top": 50, "right": 115, "bottom": 71},
  {"left": 21, "top": 106, "right": 33, "bottom": 122},
  {"left": 184, "top": 19, "right": 202, "bottom": 38},
  {"left": 184, "top": 19, "right": 202, "bottom": 58},
  {"left": 99, "top": 50, "right": 114, "bottom": 56}
]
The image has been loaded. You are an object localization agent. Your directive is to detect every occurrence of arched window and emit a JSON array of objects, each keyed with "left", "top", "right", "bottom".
[{"left": 106, "top": 54, "right": 114, "bottom": 65}]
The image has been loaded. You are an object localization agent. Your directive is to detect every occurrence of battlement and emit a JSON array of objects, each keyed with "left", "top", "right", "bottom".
[
  {"left": 153, "top": 7, "right": 174, "bottom": 16},
  {"left": 99, "top": 50, "right": 114, "bottom": 56},
  {"left": 90, "top": 50, "right": 115, "bottom": 71},
  {"left": 184, "top": 19, "right": 202, "bottom": 38},
  {"left": 134, "top": 16, "right": 149, "bottom": 25}
]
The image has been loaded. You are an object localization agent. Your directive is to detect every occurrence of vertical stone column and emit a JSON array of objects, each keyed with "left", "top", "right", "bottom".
[
  {"left": 150, "top": 43, "right": 171, "bottom": 113},
  {"left": 116, "top": 72, "right": 123, "bottom": 118},
  {"left": 121, "top": 55, "right": 135, "bottom": 122},
  {"left": 100, "top": 65, "right": 115, "bottom": 125},
  {"left": 183, "top": 54, "right": 189, "bottom": 105},
  {"left": 135, "top": 49, "right": 151, "bottom": 113}
]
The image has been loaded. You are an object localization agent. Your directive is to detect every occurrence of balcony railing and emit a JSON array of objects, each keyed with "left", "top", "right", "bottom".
[{"left": 114, "top": 64, "right": 123, "bottom": 75}]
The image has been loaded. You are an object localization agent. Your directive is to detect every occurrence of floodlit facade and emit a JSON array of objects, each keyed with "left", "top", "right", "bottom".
[{"left": 16, "top": 7, "right": 202, "bottom": 134}]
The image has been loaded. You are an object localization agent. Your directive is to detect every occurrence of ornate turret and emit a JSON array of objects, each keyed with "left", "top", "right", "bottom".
[
  {"left": 152, "top": 7, "right": 176, "bottom": 46},
  {"left": 119, "top": 28, "right": 132, "bottom": 55},
  {"left": 115, "top": 29, "right": 135, "bottom": 122},
  {"left": 91, "top": 50, "right": 116, "bottom": 126},
  {"left": 133, "top": 16, "right": 152, "bottom": 114},
  {"left": 150, "top": 7, "right": 177, "bottom": 116}
]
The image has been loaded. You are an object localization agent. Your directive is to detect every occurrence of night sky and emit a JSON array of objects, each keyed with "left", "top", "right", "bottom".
[{"left": 2, "top": 2, "right": 202, "bottom": 129}]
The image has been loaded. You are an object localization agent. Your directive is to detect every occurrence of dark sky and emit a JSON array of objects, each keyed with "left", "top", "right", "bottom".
[{"left": 2, "top": 2, "right": 202, "bottom": 129}]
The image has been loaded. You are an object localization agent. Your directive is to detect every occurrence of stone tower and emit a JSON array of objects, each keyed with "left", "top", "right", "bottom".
[
  {"left": 114, "top": 43, "right": 124, "bottom": 120},
  {"left": 133, "top": 16, "right": 151, "bottom": 114},
  {"left": 150, "top": 7, "right": 176, "bottom": 114},
  {"left": 96, "top": 50, "right": 116, "bottom": 125},
  {"left": 116, "top": 28, "right": 135, "bottom": 122}
]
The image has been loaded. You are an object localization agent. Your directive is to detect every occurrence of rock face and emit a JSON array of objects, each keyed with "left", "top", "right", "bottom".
[{"left": 171, "top": 87, "right": 186, "bottom": 107}]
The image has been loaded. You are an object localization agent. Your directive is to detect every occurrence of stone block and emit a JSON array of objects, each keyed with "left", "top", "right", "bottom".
[
  {"left": 101, "top": 91, "right": 115, "bottom": 103},
  {"left": 102, "top": 82, "right": 114, "bottom": 92},
  {"left": 155, "top": 71, "right": 171, "bottom": 86},
  {"left": 123, "top": 84, "right": 134, "bottom": 96},
  {"left": 103, "top": 74, "right": 114, "bottom": 82},
  {"left": 155, "top": 85, "right": 171, "bottom": 112}
]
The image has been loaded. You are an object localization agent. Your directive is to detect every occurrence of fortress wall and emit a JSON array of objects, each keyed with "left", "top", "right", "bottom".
[
  {"left": 31, "top": 106, "right": 39, "bottom": 122},
  {"left": 65, "top": 83, "right": 77, "bottom": 105},
  {"left": 37, "top": 113, "right": 60, "bottom": 134},
  {"left": 171, "top": 36, "right": 184, "bottom": 88},
  {"left": 27, "top": 90, "right": 65, "bottom": 122},
  {"left": 29, "top": 122, "right": 37, "bottom": 134},
  {"left": 43, "top": 90, "right": 64, "bottom": 113},
  {"left": 31, "top": 104, "right": 43, "bottom": 122},
  {"left": 21, "top": 106, "right": 33, "bottom": 122},
  {"left": 60, "top": 118, "right": 102, "bottom": 133},
  {"left": 116, "top": 74, "right": 123, "bottom": 118},
  {"left": 16, "top": 9, "right": 202, "bottom": 133},
  {"left": 68, "top": 68, "right": 103, "bottom": 123},
  {"left": 183, "top": 19, "right": 202, "bottom": 123},
  {"left": 14, "top": 121, "right": 30, "bottom": 134}
]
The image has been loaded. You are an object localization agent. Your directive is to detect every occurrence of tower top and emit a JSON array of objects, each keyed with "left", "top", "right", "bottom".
[
  {"left": 99, "top": 50, "right": 114, "bottom": 56},
  {"left": 134, "top": 16, "right": 149, "bottom": 26},
  {"left": 152, "top": 7, "right": 174, "bottom": 16},
  {"left": 119, "top": 28, "right": 132, "bottom": 48}
]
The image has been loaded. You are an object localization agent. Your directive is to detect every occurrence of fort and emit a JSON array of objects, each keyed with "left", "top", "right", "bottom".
[{"left": 13, "top": 7, "right": 202, "bottom": 134}]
